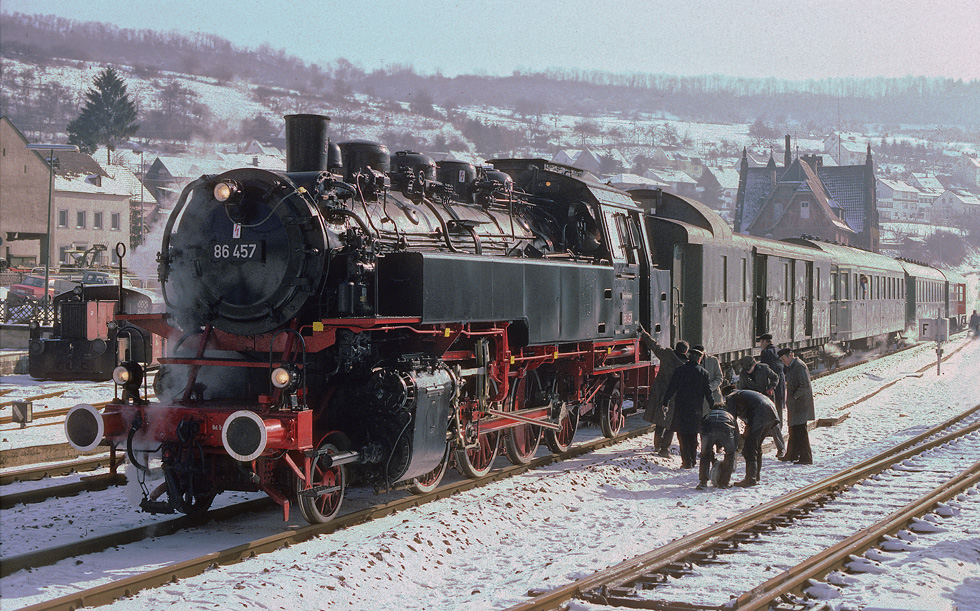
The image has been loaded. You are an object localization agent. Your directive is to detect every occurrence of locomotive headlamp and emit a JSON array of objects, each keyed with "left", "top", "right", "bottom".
[
  {"left": 271, "top": 366, "right": 302, "bottom": 391},
  {"left": 113, "top": 360, "right": 144, "bottom": 392},
  {"left": 213, "top": 180, "right": 241, "bottom": 203},
  {"left": 73, "top": 285, "right": 83, "bottom": 296}
]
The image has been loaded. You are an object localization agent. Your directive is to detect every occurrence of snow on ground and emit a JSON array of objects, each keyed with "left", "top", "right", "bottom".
[{"left": 1, "top": 337, "right": 979, "bottom": 610}]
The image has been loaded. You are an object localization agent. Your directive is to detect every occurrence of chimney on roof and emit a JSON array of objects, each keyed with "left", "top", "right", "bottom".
[
  {"left": 802, "top": 154, "right": 822, "bottom": 171},
  {"left": 784, "top": 135, "right": 791, "bottom": 168}
]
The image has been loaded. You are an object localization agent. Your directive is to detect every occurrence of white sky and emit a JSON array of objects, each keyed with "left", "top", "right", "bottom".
[{"left": 2, "top": 0, "right": 980, "bottom": 80}]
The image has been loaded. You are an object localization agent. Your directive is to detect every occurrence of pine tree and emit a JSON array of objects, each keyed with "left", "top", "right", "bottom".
[{"left": 67, "top": 67, "right": 139, "bottom": 164}]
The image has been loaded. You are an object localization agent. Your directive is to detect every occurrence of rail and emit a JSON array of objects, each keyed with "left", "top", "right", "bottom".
[{"left": 505, "top": 403, "right": 980, "bottom": 611}]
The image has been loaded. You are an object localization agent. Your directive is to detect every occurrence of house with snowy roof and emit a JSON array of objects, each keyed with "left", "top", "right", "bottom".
[
  {"left": 49, "top": 153, "right": 135, "bottom": 266},
  {"left": 103, "top": 164, "right": 159, "bottom": 239},
  {"left": 650, "top": 146, "right": 703, "bottom": 178},
  {"left": 823, "top": 133, "right": 872, "bottom": 166},
  {"left": 876, "top": 178, "right": 923, "bottom": 222},
  {"left": 696, "top": 167, "right": 741, "bottom": 214},
  {"left": 551, "top": 149, "right": 602, "bottom": 175},
  {"left": 953, "top": 155, "right": 980, "bottom": 189},
  {"left": 642, "top": 168, "right": 697, "bottom": 198},
  {"left": 239, "top": 139, "right": 283, "bottom": 157},
  {"left": 735, "top": 141, "right": 878, "bottom": 250},
  {"left": 0, "top": 117, "right": 137, "bottom": 268},
  {"left": 931, "top": 189, "right": 980, "bottom": 225}
]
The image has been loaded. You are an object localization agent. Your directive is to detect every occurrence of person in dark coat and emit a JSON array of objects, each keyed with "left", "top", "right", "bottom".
[
  {"left": 724, "top": 387, "right": 779, "bottom": 487},
  {"left": 639, "top": 330, "right": 687, "bottom": 457},
  {"left": 736, "top": 355, "right": 778, "bottom": 395},
  {"left": 970, "top": 310, "right": 980, "bottom": 339},
  {"left": 697, "top": 403, "right": 738, "bottom": 489},
  {"left": 661, "top": 349, "right": 712, "bottom": 469},
  {"left": 778, "top": 348, "right": 814, "bottom": 465},
  {"left": 757, "top": 334, "right": 787, "bottom": 457}
]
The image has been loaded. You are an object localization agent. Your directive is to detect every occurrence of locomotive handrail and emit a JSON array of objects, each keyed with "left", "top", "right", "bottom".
[
  {"left": 159, "top": 177, "right": 209, "bottom": 309},
  {"left": 420, "top": 198, "right": 461, "bottom": 252}
]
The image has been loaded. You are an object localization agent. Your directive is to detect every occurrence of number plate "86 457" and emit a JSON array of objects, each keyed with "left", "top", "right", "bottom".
[{"left": 212, "top": 242, "right": 262, "bottom": 260}]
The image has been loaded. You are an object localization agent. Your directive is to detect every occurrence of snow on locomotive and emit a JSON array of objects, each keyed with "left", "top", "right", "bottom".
[{"left": 65, "top": 114, "right": 666, "bottom": 523}]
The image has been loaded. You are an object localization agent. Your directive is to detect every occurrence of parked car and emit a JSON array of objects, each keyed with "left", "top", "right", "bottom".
[{"left": 9, "top": 275, "right": 55, "bottom": 299}]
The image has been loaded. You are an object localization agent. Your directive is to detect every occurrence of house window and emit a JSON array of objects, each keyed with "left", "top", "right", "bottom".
[
  {"left": 93, "top": 212, "right": 103, "bottom": 230},
  {"left": 111, "top": 212, "right": 121, "bottom": 231},
  {"left": 801, "top": 201, "right": 810, "bottom": 219},
  {"left": 76, "top": 211, "right": 86, "bottom": 229},
  {"left": 58, "top": 209, "right": 69, "bottom": 228}
]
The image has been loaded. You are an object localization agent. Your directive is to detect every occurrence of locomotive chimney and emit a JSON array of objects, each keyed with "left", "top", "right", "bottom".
[{"left": 285, "top": 114, "right": 331, "bottom": 173}]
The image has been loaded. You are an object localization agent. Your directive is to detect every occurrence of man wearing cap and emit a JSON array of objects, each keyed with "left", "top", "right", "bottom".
[
  {"left": 779, "top": 348, "right": 814, "bottom": 464},
  {"left": 692, "top": 344, "right": 723, "bottom": 412},
  {"left": 736, "top": 355, "right": 778, "bottom": 396},
  {"left": 661, "top": 348, "right": 712, "bottom": 469},
  {"left": 723, "top": 387, "right": 779, "bottom": 487},
  {"left": 757, "top": 334, "right": 787, "bottom": 457}
]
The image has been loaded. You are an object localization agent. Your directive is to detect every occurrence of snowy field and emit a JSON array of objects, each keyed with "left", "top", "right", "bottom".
[{"left": 1, "top": 336, "right": 979, "bottom": 610}]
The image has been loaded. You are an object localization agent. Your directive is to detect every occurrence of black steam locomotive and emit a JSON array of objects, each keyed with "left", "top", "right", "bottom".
[{"left": 67, "top": 114, "right": 662, "bottom": 523}]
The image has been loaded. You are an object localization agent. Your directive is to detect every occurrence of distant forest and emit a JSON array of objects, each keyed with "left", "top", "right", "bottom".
[{"left": 2, "top": 11, "right": 979, "bottom": 130}]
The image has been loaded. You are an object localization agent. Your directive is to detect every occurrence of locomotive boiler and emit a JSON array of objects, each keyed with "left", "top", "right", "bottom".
[{"left": 66, "top": 114, "right": 666, "bottom": 523}]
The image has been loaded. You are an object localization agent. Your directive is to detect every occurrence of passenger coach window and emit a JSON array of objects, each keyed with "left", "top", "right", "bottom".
[{"left": 831, "top": 272, "right": 837, "bottom": 300}]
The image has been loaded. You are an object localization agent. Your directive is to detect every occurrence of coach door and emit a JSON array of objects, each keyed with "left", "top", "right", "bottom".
[
  {"left": 672, "top": 245, "right": 685, "bottom": 341},
  {"left": 829, "top": 268, "right": 838, "bottom": 336},
  {"left": 754, "top": 254, "right": 768, "bottom": 336},
  {"left": 804, "top": 260, "right": 814, "bottom": 337}
]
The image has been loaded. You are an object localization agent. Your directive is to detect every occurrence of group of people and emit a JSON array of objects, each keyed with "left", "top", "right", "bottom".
[{"left": 639, "top": 329, "right": 815, "bottom": 489}]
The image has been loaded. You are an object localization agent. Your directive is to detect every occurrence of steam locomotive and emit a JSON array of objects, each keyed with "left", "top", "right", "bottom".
[
  {"left": 66, "top": 114, "right": 662, "bottom": 523},
  {"left": 65, "top": 114, "right": 968, "bottom": 524}
]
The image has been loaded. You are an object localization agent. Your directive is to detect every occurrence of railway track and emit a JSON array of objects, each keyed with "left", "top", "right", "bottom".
[
  {"left": 6, "top": 420, "right": 657, "bottom": 610},
  {"left": 2, "top": 339, "right": 973, "bottom": 610},
  {"left": 507, "top": 403, "right": 980, "bottom": 610}
]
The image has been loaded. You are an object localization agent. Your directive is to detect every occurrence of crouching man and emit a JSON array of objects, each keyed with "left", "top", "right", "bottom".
[
  {"left": 723, "top": 386, "right": 779, "bottom": 488},
  {"left": 697, "top": 403, "right": 738, "bottom": 489}
]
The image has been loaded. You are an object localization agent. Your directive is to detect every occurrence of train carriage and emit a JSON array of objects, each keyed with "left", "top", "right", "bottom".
[
  {"left": 787, "top": 240, "right": 905, "bottom": 350},
  {"left": 900, "top": 259, "right": 947, "bottom": 336}
]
